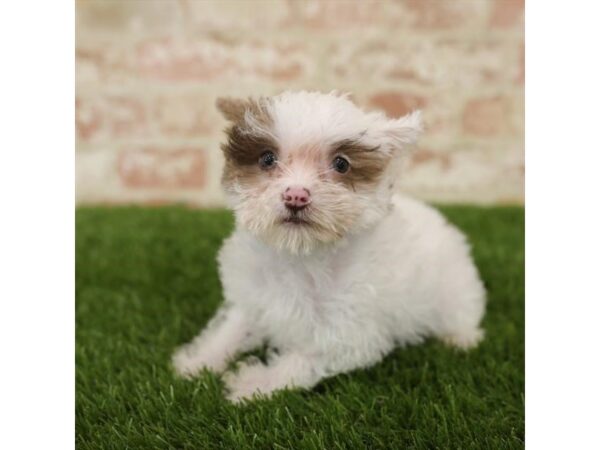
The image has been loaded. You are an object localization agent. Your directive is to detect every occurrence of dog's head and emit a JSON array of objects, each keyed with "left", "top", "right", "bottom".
[{"left": 217, "top": 91, "right": 422, "bottom": 254}]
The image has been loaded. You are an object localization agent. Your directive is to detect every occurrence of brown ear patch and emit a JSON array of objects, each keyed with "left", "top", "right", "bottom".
[
  {"left": 216, "top": 97, "right": 272, "bottom": 126},
  {"left": 216, "top": 97, "right": 248, "bottom": 123},
  {"left": 331, "top": 140, "right": 390, "bottom": 187}
]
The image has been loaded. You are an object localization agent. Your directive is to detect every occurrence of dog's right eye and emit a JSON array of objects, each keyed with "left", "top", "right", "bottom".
[{"left": 258, "top": 151, "right": 277, "bottom": 169}]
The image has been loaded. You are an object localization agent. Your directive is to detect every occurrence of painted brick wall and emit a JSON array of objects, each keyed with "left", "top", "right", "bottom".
[{"left": 76, "top": 0, "right": 524, "bottom": 206}]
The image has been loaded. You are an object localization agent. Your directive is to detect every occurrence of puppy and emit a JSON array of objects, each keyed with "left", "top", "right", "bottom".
[{"left": 173, "top": 91, "right": 486, "bottom": 402}]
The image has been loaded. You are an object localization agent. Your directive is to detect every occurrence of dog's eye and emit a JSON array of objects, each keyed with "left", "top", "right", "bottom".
[
  {"left": 258, "top": 151, "right": 277, "bottom": 169},
  {"left": 332, "top": 156, "right": 350, "bottom": 174}
]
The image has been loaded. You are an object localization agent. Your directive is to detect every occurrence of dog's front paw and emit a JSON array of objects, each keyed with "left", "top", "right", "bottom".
[
  {"left": 171, "top": 345, "right": 228, "bottom": 379},
  {"left": 222, "top": 361, "right": 279, "bottom": 403}
]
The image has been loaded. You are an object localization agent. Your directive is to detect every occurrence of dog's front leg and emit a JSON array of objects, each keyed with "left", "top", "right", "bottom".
[
  {"left": 172, "top": 305, "right": 260, "bottom": 378},
  {"left": 223, "top": 352, "right": 323, "bottom": 403},
  {"left": 223, "top": 334, "right": 392, "bottom": 402}
]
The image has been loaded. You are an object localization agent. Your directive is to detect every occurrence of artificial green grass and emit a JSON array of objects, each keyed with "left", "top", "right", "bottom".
[{"left": 76, "top": 205, "right": 524, "bottom": 449}]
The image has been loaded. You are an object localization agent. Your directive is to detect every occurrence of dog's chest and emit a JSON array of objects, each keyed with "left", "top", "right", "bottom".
[
  {"left": 262, "top": 253, "right": 340, "bottom": 304},
  {"left": 251, "top": 250, "right": 355, "bottom": 342}
]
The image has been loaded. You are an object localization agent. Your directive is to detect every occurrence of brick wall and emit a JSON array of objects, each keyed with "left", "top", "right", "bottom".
[{"left": 76, "top": 0, "right": 524, "bottom": 206}]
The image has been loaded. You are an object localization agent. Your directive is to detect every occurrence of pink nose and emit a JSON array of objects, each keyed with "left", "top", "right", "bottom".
[{"left": 283, "top": 186, "right": 311, "bottom": 211}]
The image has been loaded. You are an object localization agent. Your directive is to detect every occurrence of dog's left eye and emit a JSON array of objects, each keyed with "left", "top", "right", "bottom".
[
  {"left": 332, "top": 156, "right": 350, "bottom": 174},
  {"left": 258, "top": 151, "right": 277, "bottom": 169}
]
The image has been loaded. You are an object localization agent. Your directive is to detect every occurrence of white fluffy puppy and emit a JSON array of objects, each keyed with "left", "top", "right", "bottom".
[{"left": 173, "top": 91, "right": 486, "bottom": 402}]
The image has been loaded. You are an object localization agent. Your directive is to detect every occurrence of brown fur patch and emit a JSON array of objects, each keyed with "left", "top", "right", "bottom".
[
  {"left": 215, "top": 97, "right": 246, "bottom": 123},
  {"left": 221, "top": 125, "right": 277, "bottom": 166},
  {"left": 330, "top": 139, "right": 390, "bottom": 187},
  {"left": 216, "top": 97, "right": 271, "bottom": 125},
  {"left": 218, "top": 97, "right": 276, "bottom": 188}
]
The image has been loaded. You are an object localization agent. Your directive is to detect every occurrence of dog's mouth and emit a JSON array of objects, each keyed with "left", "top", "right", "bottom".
[{"left": 281, "top": 213, "right": 311, "bottom": 226}]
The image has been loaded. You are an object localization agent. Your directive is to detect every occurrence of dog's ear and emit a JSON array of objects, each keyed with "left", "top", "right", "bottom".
[
  {"left": 216, "top": 97, "right": 248, "bottom": 123},
  {"left": 383, "top": 110, "right": 423, "bottom": 150}
]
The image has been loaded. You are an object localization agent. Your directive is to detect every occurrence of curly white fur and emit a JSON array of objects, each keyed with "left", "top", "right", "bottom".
[{"left": 172, "top": 91, "right": 485, "bottom": 402}]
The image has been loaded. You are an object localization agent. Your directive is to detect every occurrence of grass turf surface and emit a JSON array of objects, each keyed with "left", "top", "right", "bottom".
[{"left": 76, "top": 205, "right": 524, "bottom": 449}]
